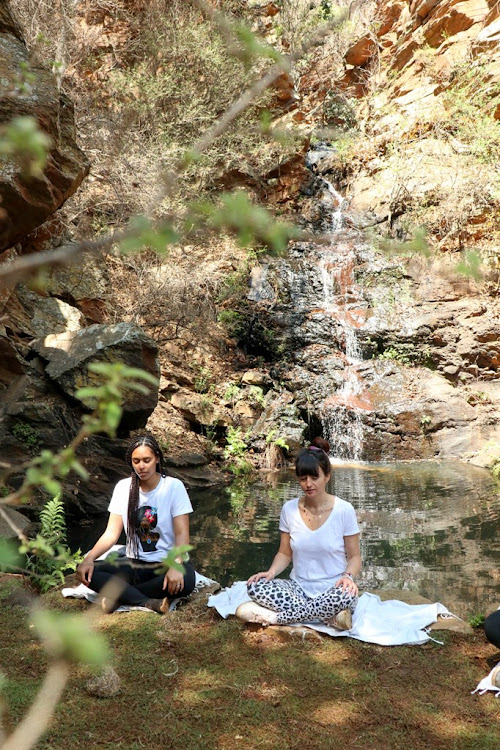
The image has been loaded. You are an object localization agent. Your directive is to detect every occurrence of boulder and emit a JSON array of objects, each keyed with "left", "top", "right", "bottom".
[
  {"left": 0, "top": 506, "right": 32, "bottom": 539},
  {"left": 170, "top": 388, "right": 231, "bottom": 428},
  {"left": 32, "top": 322, "right": 160, "bottom": 428},
  {"left": 345, "top": 35, "right": 378, "bottom": 67},
  {"left": 16, "top": 286, "right": 85, "bottom": 337},
  {"left": 46, "top": 252, "right": 111, "bottom": 323},
  {"left": 423, "top": 0, "right": 489, "bottom": 47},
  {"left": 241, "top": 370, "right": 271, "bottom": 386},
  {"left": 0, "top": 4, "right": 89, "bottom": 251}
]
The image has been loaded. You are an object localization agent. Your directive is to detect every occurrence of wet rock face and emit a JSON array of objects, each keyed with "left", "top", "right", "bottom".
[
  {"left": 0, "top": 3, "right": 89, "bottom": 251},
  {"left": 246, "top": 144, "right": 500, "bottom": 463}
]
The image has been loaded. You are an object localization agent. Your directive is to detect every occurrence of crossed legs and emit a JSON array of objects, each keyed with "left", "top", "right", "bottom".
[
  {"left": 88, "top": 558, "right": 196, "bottom": 607},
  {"left": 247, "top": 578, "right": 358, "bottom": 625}
]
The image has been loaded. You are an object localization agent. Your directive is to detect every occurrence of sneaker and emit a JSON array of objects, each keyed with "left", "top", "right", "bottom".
[{"left": 327, "top": 609, "right": 352, "bottom": 631}]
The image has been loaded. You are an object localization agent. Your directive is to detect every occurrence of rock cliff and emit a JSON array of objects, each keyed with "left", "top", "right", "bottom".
[{"left": 0, "top": 3, "right": 89, "bottom": 250}]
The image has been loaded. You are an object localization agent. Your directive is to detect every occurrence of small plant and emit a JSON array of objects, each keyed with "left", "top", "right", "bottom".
[
  {"left": 12, "top": 420, "right": 42, "bottom": 456},
  {"left": 23, "top": 494, "right": 83, "bottom": 593},
  {"left": 379, "top": 346, "right": 412, "bottom": 365},
  {"left": 468, "top": 612, "right": 486, "bottom": 629},
  {"left": 378, "top": 343, "right": 434, "bottom": 368},
  {"left": 466, "top": 391, "right": 492, "bottom": 406},
  {"left": 193, "top": 365, "right": 212, "bottom": 394},
  {"left": 223, "top": 427, "right": 253, "bottom": 476},
  {"left": 199, "top": 393, "right": 214, "bottom": 411},
  {"left": 266, "top": 430, "right": 289, "bottom": 451},
  {"left": 223, "top": 383, "right": 241, "bottom": 405},
  {"left": 248, "top": 385, "right": 265, "bottom": 407},
  {"left": 420, "top": 414, "right": 432, "bottom": 433}
]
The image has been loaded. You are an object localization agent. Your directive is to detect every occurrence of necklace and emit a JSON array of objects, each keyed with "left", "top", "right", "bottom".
[{"left": 300, "top": 497, "right": 333, "bottom": 520}]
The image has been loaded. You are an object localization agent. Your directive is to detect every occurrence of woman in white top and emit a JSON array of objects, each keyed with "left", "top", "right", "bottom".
[
  {"left": 76, "top": 434, "right": 195, "bottom": 613},
  {"left": 246, "top": 437, "right": 361, "bottom": 628}
]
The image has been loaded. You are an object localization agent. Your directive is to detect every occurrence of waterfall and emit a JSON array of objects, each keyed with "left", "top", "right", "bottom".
[
  {"left": 320, "top": 249, "right": 366, "bottom": 461},
  {"left": 314, "top": 176, "right": 369, "bottom": 461}
]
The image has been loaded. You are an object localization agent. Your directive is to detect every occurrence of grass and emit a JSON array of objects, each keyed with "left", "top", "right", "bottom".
[{"left": 1, "top": 577, "right": 500, "bottom": 749}]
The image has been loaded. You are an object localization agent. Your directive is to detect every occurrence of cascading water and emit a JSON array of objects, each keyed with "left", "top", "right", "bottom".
[
  {"left": 314, "top": 180, "right": 370, "bottom": 461},
  {"left": 320, "top": 248, "right": 367, "bottom": 461},
  {"left": 260, "top": 144, "right": 379, "bottom": 463}
]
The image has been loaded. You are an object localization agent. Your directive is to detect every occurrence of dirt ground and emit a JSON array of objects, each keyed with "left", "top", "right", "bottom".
[{"left": 1, "top": 576, "right": 499, "bottom": 750}]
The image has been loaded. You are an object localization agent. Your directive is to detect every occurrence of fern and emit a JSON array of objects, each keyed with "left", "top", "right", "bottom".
[
  {"left": 39, "top": 494, "right": 66, "bottom": 546},
  {"left": 25, "top": 494, "right": 83, "bottom": 592}
]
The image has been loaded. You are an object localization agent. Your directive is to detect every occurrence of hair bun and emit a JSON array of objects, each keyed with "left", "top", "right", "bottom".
[{"left": 309, "top": 437, "right": 330, "bottom": 453}]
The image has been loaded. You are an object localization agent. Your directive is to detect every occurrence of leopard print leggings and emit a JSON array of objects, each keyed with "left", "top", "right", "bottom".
[{"left": 247, "top": 578, "right": 358, "bottom": 625}]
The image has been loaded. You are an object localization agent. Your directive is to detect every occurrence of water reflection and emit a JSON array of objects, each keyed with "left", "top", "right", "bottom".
[{"left": 190, "top": 461, "right": 500, "bottom": 619}]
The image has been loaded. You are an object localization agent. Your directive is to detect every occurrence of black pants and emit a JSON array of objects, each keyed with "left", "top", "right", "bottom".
[
  {"left": 88, "top": 557, "right": 196, "bottom": 607},
  {"left": 484, "top": 610, "right": 500, "bottom": 649}
]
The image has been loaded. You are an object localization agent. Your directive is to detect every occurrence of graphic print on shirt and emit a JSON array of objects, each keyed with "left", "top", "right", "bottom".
[{"left": 138, "top": 506, "right": 160, "bottom": 552}]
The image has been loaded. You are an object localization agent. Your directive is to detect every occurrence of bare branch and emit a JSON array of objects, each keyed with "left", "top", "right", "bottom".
[{"left": 1, "top": 661, "right": 69, "bottom": 750}]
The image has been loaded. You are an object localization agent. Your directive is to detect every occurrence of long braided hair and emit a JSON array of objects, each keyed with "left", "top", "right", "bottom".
[{"left": 125, "top": 434, "right": 166, "bottom": 559}]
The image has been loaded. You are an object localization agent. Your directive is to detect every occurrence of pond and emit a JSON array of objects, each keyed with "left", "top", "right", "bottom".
[
  {"left": 188, "top": 460, "right": 500, "bottom": 620},
  {"left": 70, "top": 460, "right": 500, "bottom": 620}
]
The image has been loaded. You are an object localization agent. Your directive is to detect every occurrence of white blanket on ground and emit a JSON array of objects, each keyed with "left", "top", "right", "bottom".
[
  {"left": 207, "top": 583, "right": 453, "bottom": 646},
  {"left": 61, "top": 546, "right": 216, "bottom": 612}
]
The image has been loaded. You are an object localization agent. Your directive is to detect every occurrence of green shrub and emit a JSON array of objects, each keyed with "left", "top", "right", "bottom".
[
  {"left": 223, "top": 426, "right": 253, "bottom": 475},
  {"left": 12, "top": 421, "right": 41, "bottom": 456},
  {"left": 468, "top": 612, "right": 485, "bottom": 629},
  {"left": 194, "top": 365, "right": 212, "bottom": 394}
]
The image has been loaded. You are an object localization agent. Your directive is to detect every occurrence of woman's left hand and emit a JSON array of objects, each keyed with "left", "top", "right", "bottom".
[
  {"left": 335, "top": 575, "right": 358, "bottom": 596},
  {"left": 164, "top": 567, "right": 184, "bottom": 596}
]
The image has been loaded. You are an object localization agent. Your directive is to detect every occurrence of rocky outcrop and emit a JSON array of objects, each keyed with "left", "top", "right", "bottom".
[
  {"left": 239, "top": 153, "right": 500, "bottom": 463},
  {"left": 0, "top": 3, "right": 89, "bottom": 251},
  {"left": 0, "top": 319, "right": 160, "bottom": 511},
  {"left": 339, "top": 0, "right": 500, "bottom": 106},
  {"left": 32, "top": 322, "right": 160, "bottom": 429},
  {"left": 0, "top": 506, "right": 32, "bottom": 539}
]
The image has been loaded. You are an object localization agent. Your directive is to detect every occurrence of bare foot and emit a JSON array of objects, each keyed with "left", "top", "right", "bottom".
[
  {"left": 326, "top": 609, "right": 352, "bottom": 631},
  {"left": 236, "top": 601, "right": 279, "bottom": 627},
  {"left": 100, "top": 596, "right": 120, "bottom": 614}
]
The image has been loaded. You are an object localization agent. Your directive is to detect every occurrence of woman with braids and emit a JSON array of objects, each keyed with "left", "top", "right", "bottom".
[
  {"left": 244, "top": 437, "right": 361, "bottom": 629},
  {"left": 76, "top": 435, "right": 195, "bottom": 613}
]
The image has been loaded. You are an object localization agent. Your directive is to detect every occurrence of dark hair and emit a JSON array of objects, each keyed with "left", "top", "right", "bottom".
[
  {"left": 125, "top": 434, "right": 165, "bottom": 558},
  {"left": 295, "top": 437, "right": 331, "bottom": 478}
]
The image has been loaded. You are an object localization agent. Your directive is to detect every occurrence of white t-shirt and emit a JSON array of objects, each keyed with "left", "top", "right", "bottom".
[
  {"left": 279, "top": 496, "right": 360, "bottom": 597},
  {"left": 108, "top": 475, "right": 193, "bottom": 562}
]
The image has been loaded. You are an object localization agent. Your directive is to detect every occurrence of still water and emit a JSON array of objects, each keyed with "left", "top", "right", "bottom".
[{"left": 189, "top": 460, "right": 500, "bottom": 619}]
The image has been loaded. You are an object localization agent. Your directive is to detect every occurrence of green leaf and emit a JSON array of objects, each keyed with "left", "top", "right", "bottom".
[
  {"left": 120, "top": 215, "right": 178, "bottom": 255},
  {"left": 33, "top": 610, "right": 110, "bottom": 666},
  {"left": 0, "top": 538, "right": 23, "bottom": 570},
  {"left": 104, "top": 401, "right": 122, "bottom": 432},
  {"left": 0, "top": 116, "right": 51, "bottom": 176}
]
